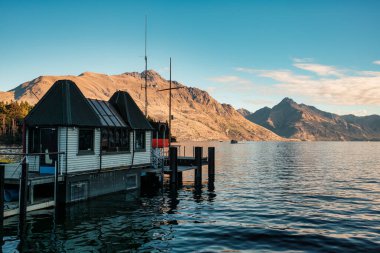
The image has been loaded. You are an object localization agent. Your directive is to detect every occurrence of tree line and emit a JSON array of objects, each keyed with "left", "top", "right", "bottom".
[{"left": 0, "top": 101, "right": 33, "bottom": 144}]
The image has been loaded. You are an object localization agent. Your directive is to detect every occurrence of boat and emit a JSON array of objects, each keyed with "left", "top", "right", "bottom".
[{"left": 230, "top": 140, "right": 238, "bottom": 144}]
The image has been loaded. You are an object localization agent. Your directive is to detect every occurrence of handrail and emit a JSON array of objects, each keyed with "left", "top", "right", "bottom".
[
  {"left": 0, "top": 152, "right": 65, "bottom": 156},
  {"left": 1, "top": 152, "right": 66, "bottom": 178},
  {"left": 151, "top": 148, "right": 165, "bottom": 171}
]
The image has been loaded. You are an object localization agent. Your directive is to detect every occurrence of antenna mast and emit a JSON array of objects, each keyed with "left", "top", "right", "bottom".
[
  {"left": 169, "top": 57, "right": 172, "bottom": 148},
  {"left": 144, "top": 15, "right": 148, "bottom": 116},
  {"left": 157, "top": 58, "right": 184, "bottom": 147}
]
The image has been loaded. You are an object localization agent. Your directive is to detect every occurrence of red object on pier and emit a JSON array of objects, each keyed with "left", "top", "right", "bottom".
[{"left": 152, "top": 138, "right": 169, "bottom": 148}]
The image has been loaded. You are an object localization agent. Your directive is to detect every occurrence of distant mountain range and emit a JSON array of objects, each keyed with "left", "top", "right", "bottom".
[
  {"left": 239, "top": 98, "right": 380, "bottom": 141},
  {"left": 0, "top": 70, "right": 283, "bottom": 141}
]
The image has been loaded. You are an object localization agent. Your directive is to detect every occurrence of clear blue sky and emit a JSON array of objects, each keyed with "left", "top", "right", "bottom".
[{"left": 1, "top": 0, "right": 380, "bottom": 115}]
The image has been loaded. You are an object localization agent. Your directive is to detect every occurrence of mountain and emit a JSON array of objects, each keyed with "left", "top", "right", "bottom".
[
  {"left": 242, "top": 98, "right": 380, "bottom": 141},
  {"left": 0, "top": 71, "right": 284, "bottom": 141},
  {"left": 236, "top": 108, "right": 251, "bottom": 117}
]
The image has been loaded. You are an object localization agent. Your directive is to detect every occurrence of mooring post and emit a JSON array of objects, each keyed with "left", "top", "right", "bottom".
[
  {"left": 54, "top": 181, "right": 67, "bottom": 224},
  {"left": 0, "top": 164, "right": 4, "bottom": 243},
  {"left": 195, "top": 147, "right": 203, "bottom": 186},
  {"left": 19, "top": 160, "right": 28, "bottom": 235},
  {"left": 177, "top": 172, "right": 183, "bottom": 186},
  {"left": 169, "top": 147, "right": 178, "bottom": 185},
  {"left": 54, "top": 161, "right": 58, "bottom": 206},
  {"left": 208, "top": 147, "right": 215, "bottom": 181}
]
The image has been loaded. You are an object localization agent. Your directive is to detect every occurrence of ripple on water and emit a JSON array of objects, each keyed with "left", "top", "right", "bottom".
[{"left": 2, "top": 142, "right": 380, "bottom": 252}]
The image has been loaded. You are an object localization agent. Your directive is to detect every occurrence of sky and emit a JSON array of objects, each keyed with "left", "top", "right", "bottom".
[{"left": 1, "top": 0, "right": 380, "bottom": 116}]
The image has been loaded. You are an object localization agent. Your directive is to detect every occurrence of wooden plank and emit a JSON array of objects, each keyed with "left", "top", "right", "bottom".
[
  {"left": 163, "top": 165, "right": 200, "bottom": 173},
  {"left": 4, "top": 201, "right": 55, "bottom": 218}
]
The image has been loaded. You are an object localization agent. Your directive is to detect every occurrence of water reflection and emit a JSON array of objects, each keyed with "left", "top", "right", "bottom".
[{"left": 2, "top": 142, "right": 380, "bottom": 252}]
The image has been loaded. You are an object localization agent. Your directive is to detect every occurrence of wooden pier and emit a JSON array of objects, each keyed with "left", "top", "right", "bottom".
[
  {"left": 164, "top": 146, "right": 215, "bottom": 186},
  {"left": 1, "top": 146, "right": 216, "bottom": 244}
]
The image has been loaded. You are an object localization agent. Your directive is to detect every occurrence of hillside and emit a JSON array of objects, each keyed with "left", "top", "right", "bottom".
[
  {"left": 241, "top": 98, "right": 380, "bottom": 141},
  {"left": 0, "top": 71, "right": 284, "bottom": 141}
]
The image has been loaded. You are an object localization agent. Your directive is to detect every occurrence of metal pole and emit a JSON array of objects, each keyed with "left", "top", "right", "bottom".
[
  {"left": 169, "top": 57, "right": 172, "bottom": 148},
  {"left": 54, "top": 161, "right": 58, "bottom": 206},
  {"left": 144, "top": 16, "right": 148, "bottom": 117}
]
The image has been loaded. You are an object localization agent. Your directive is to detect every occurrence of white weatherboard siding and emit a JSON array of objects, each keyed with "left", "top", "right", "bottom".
[
  {"left": 101, "top": 152, "right": 132, "bottom": 169},
  {"left": 101, "top": 131, "right": 132, "bottom": 169},
  {"left": 58, "top": 127, "right": 66, "bottom": 173},
  {"left": 59, "top": 127, "right": 100, "bottom": 173},
  {"left": 102, "top": 131, "right": 152, "bottom": 168},
  {"left": 133, "top": 131, "right": 152, "bottom": 165},
  {"left": 58, "top": 128, "right": 152, "bottom": 173}
]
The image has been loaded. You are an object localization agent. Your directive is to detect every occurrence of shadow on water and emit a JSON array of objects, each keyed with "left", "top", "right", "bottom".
[
  {"left": 3, "top": 142, "right": 380, "bottom": 252},
  {"left": 2, "top": 182, "right": 216, "bottom": 252}
]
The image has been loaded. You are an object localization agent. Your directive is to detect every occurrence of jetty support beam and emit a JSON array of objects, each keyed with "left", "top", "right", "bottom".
[
  {"left": 208, "top": 147, "right": 215, "bottom": 181},
  {"left": 177, "top": 171, "right": 183, "bottom": 186},
  {"left": 169, "top": 147, "right": 178, "bottom": 185},
  {"left": 19, "top": 161, "right": 28, "bottom": 236},
  {"left": 0, "top": 164, "right": 4, "bottom": 244},
  {"left": 195, "top": 147, "right": 203, "bottom": 186}
]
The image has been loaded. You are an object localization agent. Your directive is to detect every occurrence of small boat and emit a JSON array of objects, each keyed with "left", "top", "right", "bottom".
[{"left": 230, "top": 140, "right": 238, "bottom": 144}]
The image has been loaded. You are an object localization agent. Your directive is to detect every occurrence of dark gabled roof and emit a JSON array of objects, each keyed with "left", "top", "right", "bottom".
[
  {"left": 25, "top": 80, "right": 103, "bottom": 127},
  {"left": 88, "top": 99, "right": 128, "bottom": 128},
  {"left": 109, "top": 91, "right": 153, "bottom": 130}
]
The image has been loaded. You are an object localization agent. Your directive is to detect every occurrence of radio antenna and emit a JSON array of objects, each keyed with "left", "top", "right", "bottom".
[{"left": 144, "top": 15, "right": 148, "bottom": 116}]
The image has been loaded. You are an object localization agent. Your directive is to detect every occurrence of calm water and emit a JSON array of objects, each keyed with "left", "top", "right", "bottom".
[{"left": 2, "top": 142, "right": 380, "bottom": 252}]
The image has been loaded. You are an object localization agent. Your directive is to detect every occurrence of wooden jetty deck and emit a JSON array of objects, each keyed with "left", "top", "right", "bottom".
[
  {"left": 163, "top": 155, "right": 208, "bottom": 173},
  {"left": 4, "top": 199, "right": 55, "bottom": 218},
  {"left": 1, "top": 146, "right": 215, "bottom": 237},
  {"left": 164, "top": 146, "right": 215, "bottom": 186}
]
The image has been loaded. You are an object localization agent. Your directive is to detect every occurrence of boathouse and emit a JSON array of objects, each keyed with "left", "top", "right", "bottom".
[{"left": 24, "top": 80, "right": 154, "bottom": 203}]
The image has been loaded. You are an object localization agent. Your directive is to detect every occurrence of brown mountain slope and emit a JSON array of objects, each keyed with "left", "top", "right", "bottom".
[
  {"left": 243, "top": 98, "right": 380, "bottom": 141},
  {"left": 0, "top": 71, "right": 284, "bottom": 141}
]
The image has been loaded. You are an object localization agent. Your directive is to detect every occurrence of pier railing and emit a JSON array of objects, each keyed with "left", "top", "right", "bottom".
[
  {"left": 1, "top": 150, "right": 66, "bottom": 238},
  {"left": 0, "top": 151, "right": 66, "bottom": 179},
  {"left": 151, "top": 148, "right": 165, "bottom": 171}
]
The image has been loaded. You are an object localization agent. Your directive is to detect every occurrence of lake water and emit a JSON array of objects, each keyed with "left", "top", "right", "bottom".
[{"left": 2, "top": 142, "right": 380, "bottom": 252}]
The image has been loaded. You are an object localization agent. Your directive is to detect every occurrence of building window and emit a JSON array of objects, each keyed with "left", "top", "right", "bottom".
[
  {"left": 119, "top": 129, "right": 130, "bottom": 151},
  {"left": 78, "top": 128, "right": 94, "bottom": 153},
  {"left": 135, "top": 130, "right": 146, "bottom": 151},
  {"left": 101, "top": 128, "right": 130, "bottom": 153},
  {"left": 101, "top": 129, "right": 109, "bottom": 151}
]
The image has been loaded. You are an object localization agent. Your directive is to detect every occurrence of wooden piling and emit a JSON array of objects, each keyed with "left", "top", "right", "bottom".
[
  {"left": 169, "top": 147, "right": 178, "bottom": 185},
  {"left": 208, "top": 147, "right": 215, "bottom": 180},
  {"left": 54, "top": 181, "right": 67, "bottom": 223},
  {"left": 0, "top": 164, "right": 4, "bottom": 242},
  {"left": 195, "top": 147, "right": 203, "bottom": 186},
  {"left": 177, "top": 172, "right": 183, "bottom": 186},
  {"left": 19, "top": 160, "right": 28, "bottom": 235}
]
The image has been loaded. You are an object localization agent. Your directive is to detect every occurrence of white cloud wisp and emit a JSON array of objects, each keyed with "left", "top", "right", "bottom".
[{"left": 236, "top": 60, "right": 380, "bottom": 106}]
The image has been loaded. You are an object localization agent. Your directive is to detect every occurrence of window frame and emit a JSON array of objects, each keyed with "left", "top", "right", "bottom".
[
  {"left": 78, "top": 128, "right": 95, "bottom": 155},
  {"left": 135, "top": 130, "right": 146, "bottom": 152},
  {"left": 101, "top": 127, "right": 130, "bottom": 154}
]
